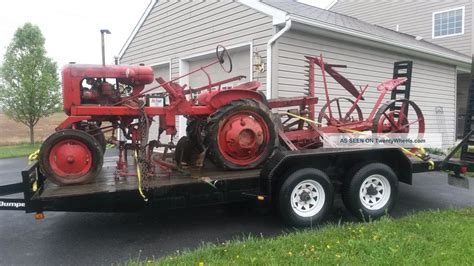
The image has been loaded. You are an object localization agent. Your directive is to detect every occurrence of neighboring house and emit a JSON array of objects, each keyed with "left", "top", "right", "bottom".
[
  {"left": 330, "top": 0, "right": 473, "bottom": 137},
  {"left": 119, "top": 0, "right": 471, "bottom": 147}
]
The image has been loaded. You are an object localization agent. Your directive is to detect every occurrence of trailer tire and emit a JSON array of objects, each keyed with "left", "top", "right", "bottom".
[
  {"left": 342, "top": 163, "right": 398, "bottom": 221},
  {"left": 39, "top": 129, "right": 103, "bottom": 185},
  {"left": 278, "top": 168, "right": 334, "bottom": 227}
]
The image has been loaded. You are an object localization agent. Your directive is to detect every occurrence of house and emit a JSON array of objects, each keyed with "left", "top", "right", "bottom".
[
  {"left": 330, "top": 0, "right": 473, "bottom": 137},
  {"left": 118, "top": 0, "right": 471, "bottom": 147}
]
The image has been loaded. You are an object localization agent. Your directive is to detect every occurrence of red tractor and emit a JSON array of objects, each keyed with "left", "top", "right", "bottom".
[{"left": 39, "top": 46, "right": 317, "bottom": 185}]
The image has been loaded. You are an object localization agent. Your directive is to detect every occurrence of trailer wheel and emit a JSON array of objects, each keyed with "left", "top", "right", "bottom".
[
  {"left": 278, "top": 168, "right": 334, "bottom": 227},
  {"left": 39, "top": 129, "right": 103, "bottom": 185},
  {"left": 342, "top": 163, "right": 398, "bottom": 221}
]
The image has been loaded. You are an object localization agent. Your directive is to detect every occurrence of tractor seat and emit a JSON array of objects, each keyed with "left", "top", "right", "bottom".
[
  {"left": 230, "top": 81, "right": 261, "bottom": 91},
  {"left": 377, "top": 78, "right": 407, "bottom": 92}
]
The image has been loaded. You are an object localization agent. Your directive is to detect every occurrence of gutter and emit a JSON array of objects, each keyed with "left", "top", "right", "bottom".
[{"left": 266, "top": 18, "right": 291, "bottom": 99}]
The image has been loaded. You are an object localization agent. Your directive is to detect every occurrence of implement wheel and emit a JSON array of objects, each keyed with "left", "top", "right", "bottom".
[
  {"left": 205, "top": 99, "right": 276, "bottom": 169},
  {"left": 373, "top": 99, "right": 425, "bottom": 135},
  {"left": 39, "top": 129, "right": 103, "bottom": 185}
]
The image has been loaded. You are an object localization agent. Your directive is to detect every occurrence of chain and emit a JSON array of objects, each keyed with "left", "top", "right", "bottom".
[{"left": 137, "top": 100, "right": 151, "bottom": 191}]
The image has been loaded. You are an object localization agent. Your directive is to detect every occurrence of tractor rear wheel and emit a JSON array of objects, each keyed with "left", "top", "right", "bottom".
[
  {"left": 88, "top": 124, "right": 107, "bottom": 153},
  {"left": 205, "top": 99, "right": 276, "bottom": 169},
  {"left": 39, "top": 129, "right": 103, "bottom": 185},
  {"left": 66, "top": 123, "right": 107, "bottom": 153}
]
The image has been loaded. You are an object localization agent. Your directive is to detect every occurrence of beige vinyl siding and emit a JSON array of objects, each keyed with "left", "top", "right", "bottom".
[
  {"left": 275, "top": 30, "right": 457, "bottom": 147},
  {"left": 331, "top": 0, "right": 472, "bottom": 56},
  {"left": 120, "top": 0, "right": 273, "bottom": 89}
]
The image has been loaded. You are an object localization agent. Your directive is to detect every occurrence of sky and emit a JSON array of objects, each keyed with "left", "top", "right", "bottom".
[{"left": 0, "top": 0, "right": 333, "bottom": 68}]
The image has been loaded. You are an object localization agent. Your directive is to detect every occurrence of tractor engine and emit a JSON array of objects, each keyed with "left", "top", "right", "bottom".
[
  {"left": 81, "top": 78, "right": 122, "bottom": 105},
  {"left": 61, "top": 64, "right": 154, "bottom": 115}
]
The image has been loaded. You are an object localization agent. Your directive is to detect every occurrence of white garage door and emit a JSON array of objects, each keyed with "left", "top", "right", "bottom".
[
  {"left": 145, "top": 63, "right": 171, "bottom": 94},
  {"left": 187, "top": 46, "right": 251, "bottom": 89},
  {"left": 147, "top": 63, "right": 170, "bottom": 143}
]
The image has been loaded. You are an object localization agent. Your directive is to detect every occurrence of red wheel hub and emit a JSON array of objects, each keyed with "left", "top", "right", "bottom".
[
  {"left": 217, "top": 111, "right": 270, "bottom": 166},
  {"left": 377, "top": 111, "right": 410, "bottom": 133},
  {"left": 49, "top": 139, "right": 92, "bottom": 177}
]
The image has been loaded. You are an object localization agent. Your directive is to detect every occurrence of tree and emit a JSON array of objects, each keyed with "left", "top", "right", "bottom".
[{"left": 0, "top": 23, "right": 61, "bottom": 144}]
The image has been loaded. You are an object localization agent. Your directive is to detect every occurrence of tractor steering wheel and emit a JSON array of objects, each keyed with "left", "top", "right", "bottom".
[{"left": 216, "top": 45, "right": 233, "bottom": 73}]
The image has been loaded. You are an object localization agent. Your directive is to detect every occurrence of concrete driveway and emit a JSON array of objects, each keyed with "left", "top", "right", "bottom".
[{"left": 0, "top": 156, "right": 473, "bottom": 265}]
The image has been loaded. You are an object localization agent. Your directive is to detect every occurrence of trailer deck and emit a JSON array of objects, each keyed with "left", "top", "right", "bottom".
[{"left": 39, "top": 156, "right": 261, "bottom": 199}]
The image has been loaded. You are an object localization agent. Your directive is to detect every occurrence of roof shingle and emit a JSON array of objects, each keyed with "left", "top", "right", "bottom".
[{"left": 262, "top": 0, "right": 469, "bottom": 61}]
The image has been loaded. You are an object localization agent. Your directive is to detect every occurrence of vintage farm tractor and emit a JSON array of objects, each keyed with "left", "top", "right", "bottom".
[
  {"left": 39, "top": 45, "right": 318, "bottom": 185},
  {"left": 39, "top": 45, "right": 424, "bottom": 186}
]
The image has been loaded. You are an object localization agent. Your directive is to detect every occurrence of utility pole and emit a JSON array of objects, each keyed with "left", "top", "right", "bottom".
[{"left": 100, "top": 29, "right": 111, "bottom": 66}]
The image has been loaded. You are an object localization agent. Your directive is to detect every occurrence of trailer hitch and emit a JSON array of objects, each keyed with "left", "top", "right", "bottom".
[{"left": 440, "top": 130, "right": 474, "bottom": 189}]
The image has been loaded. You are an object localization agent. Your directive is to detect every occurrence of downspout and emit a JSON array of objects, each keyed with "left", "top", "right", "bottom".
[{"left": 266, "top": 18, "right": 292, "bottom": 99}]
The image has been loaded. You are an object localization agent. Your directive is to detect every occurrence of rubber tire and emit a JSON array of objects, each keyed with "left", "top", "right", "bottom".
[
  {"left": 175, "top": 136, "right": 203, "bottom": 167},
  {"left": 278, "top": 168, "right": 334, "bottom": 228},
  {"left": 66, "top": 124, "right": 106, "bottom": 153},
  {"left": 39, "top": 129, "right": 103, "bottom": 186},
  {"left": 88, "top": 125, "right": 106, "bottom": 152},
  {"left": 205, "top": 99, "right": 276, "bottom": 170},
  {"left": 342, "top": 163, "right": 398, "bottom": 221}
]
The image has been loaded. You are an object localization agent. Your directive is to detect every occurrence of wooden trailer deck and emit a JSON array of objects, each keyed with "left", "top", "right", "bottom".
[{"left": 38, "top": 156, "right": 261, "bottom": 199}]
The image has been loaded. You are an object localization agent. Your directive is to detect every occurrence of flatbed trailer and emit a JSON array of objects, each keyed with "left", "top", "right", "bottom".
[
  {"left": 1, "top": 144, "right": 472, "bottom": 227},
  {"left": 2, "top": 60, "right": 474, "bottom": 226}
]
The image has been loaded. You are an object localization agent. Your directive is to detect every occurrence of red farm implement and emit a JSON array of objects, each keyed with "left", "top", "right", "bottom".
[
  {"left": 39, "top": 45, "right": 424, "bottom": 186},
  {"left": 279, "top": 55, "right": 424, "bottom": 149}
]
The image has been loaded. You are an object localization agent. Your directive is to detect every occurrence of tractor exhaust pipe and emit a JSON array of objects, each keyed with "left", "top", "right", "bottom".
[{"left": 100, "top": 29, "right": 111, "bottom": 66}]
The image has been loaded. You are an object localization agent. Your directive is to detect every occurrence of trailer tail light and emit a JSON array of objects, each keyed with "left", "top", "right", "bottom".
[
  {"left": 35, "top": 212, "right": 44, "bottom": 220},
  {"left": 459, "top": 166, "right": 468, "bottom": 174}
]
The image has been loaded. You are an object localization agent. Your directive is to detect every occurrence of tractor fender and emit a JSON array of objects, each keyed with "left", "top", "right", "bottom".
[{"left": 207, "top": 89, "right": 266, "bottom": 109}]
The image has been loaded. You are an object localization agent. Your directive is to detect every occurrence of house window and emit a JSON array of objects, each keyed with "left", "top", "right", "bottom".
[{"left": 433, "top": 7, "right": 464, "bottom": 38}]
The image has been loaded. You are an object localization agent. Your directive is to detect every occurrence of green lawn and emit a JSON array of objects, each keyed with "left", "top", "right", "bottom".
[
  {"left": 0, "top": 143, "right": 41, "bottom": 159},
  {"left": 133, "top": 207, "right": 474, "bottom": 265}
]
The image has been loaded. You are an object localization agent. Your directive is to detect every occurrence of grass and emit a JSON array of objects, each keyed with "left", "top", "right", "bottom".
[
  {"left": 130, "top": 207, "right": 474, "bottom": 265},
  {"left": 0, "top": 143, "right": 41, "bottom": 159}
]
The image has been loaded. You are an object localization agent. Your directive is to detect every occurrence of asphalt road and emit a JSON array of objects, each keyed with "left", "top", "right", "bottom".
[{"left": 0, "top": 156, "right": 473, "bottom": 265}]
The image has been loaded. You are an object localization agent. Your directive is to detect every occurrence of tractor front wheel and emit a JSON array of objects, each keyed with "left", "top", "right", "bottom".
[
  {"left": 39, "top": 129, "right": 103, "bottom": 185},
  {"left": 205, "top": 99, "right": 276, "bottom": 169}
]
